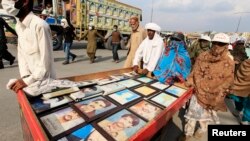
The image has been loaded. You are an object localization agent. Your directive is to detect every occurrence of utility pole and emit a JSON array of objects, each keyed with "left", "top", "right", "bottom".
[
  {"left": 234, "top": 12, "right": 250, "bottom": 32},
  {"left": 150, "top": 0, "right": 153, "bottom": 22}
]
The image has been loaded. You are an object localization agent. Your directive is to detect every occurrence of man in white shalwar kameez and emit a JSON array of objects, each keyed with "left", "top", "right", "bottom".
[{"left": 133, "top": 23, "right": 164, "bottom": 76}]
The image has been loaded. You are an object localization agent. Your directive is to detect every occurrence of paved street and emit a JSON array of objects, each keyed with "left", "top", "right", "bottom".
[{"left": 0, "top": 41, "right": 240, "bottom": 141}]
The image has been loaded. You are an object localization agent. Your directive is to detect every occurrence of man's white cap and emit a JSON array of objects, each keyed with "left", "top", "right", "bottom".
[
  {"left": 212, "top": 33, "right": 230, "bottom": 44},
  {"left": 145, "top": 23, "right": 161, "bottom": 32},
  {"left": 200, "top": 34, "right": 211, "bottom": 42}
]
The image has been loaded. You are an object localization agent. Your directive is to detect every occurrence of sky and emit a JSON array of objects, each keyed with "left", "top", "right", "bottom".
[{"left": 118, "top": 0, "right": 250, "bottom": 32}]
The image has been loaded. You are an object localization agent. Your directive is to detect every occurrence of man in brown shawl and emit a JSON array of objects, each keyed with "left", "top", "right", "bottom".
[
  {"left": 179, "top": 33, "right": 235, "bottom": 141},
  {"left": 231, "top": 59, "right": 250, "bottom": 125},
  {"left": 82, "top": 25, "right": 104, "bottom": 63}
]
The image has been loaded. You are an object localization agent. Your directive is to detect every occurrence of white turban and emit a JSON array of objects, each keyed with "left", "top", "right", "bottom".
[{"left": 145, "top": 23, "right": 161, "bottom": 32}]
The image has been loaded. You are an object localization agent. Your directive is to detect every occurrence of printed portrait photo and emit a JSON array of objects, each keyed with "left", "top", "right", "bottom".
[
  {"left": 165, "top": 85, "right": 187, "bottom": 97},
  {"left": 74, "top": 96, "right": 117, "bottom": 118},
  {"left": 58, "top": 124, "right": 107, "bottom": 141},
  {"left": 133, "top": 86, "right": 157, "bottom": 97},
  {"left": 151, "top": 93, "right": 177, "bottom": 107},
  {"left": 136, "top": 77, "right": 154, "bottom": 83},
  {"left": 40, "top": 107, "right": 85, "bottom": 137},
  {"left": 31, "top": 96, "right": 72, "bottom": 114},
  {"left": 117, "top": 79, "right": 141, "bottom": 88},
  {"left": 98, "top": 109, "right": 146, "bottom": 141},
  {"left": 150, "top": 82, "right": 170, "bottom": 90},
  {"left": 129, "top": 100, "right": 162, "bottom": 121},
  {"left": 108, "top": 89, "right": 141, "bottom": 105}
]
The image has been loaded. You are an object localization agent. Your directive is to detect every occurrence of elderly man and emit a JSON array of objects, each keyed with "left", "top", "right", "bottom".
[
  {"left": 179, "top": 33, "right": 235, "bottom": 141},
  {"left": 123, "top": 16, "right": 147, "bottom": 68},
  {"left": 133, "top": 23, "right": 164, "bottom": 76}
]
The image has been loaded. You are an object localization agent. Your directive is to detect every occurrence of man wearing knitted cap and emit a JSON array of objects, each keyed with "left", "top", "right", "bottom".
[
  {"left": 179, "top": 33, "right": 235, "bottom": 141},
  {"left": 133, "top": 23, "right": 164, "bottom": 76}
]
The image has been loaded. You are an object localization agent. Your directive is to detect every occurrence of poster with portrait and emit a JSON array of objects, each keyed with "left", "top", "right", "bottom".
[
  {"left": 31, "top": 96, "right": 73, "bottom": 114},
  {"left": 165, "top": 85, "right": 187, "bottom": 97},
  {"left": 117, "top": 79, "right": 141, "bottom": 88},
  {"left": 69, "top": 86, "right": 103, "bottom": 101},
  {"left": 123, "top": 71, "right": 139, "bottom": 78},
  {"left": 132, "top": 86, "right": 159, "bottom": 97},
  {"left": 96, "top": 76, "right": 119, "bottom": 85},
  {"left": 74, "top": 96, "right": 117, "bottom": 120},
  {"left": 150, "top": 82, "right": 170, "bottom": 90},
  {"left": 108, "top": 89, "right": 141, "bottom": 105},
  {"left": 40, "top": 107, "right": 85, "bottom": 138},
  {"left": 150, "top": 92, "right": 177, "bottom": 108},
  {"left": 58, "top": 124, "right": 108, "bottom": 141},
  {"left": 136, "top": 77, "right": 154, "bottom": 83},
  {"left": 97, "top": 109, "right": 146, "bottom": 141},
  {"left": 129, "top": 100, "right": 163, "bottom": 121}
]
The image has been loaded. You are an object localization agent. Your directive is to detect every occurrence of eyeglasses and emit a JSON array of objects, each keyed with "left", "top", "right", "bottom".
[{"left": 212, "top": 42, "right": 228, "bottom": 46}]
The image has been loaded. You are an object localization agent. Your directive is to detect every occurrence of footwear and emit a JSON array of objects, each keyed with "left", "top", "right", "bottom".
[
  {"left": 62, "top": 61, "right": 69, "bottom": 65},
  {"left": 72, "top": 55, "right": 77, "bottom": 61},
  {"left": 178, "top": 135, "right": 192, "bottom": 141},
  {"left": 194, "top": 130, "right": 205, "bottom": 139},
  {"left": 10, "top": 57, "right": 15, "bottom": 65},
  {"left": 240, "top": 121, "right": 249, "bottom": 125}
]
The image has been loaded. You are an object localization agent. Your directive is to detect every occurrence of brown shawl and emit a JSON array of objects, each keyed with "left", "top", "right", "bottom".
[
  {"left": 231, "top": 59, "right": 250, "bottom": 97},
  {"left": 186, "top": 48, "right": 235, "bottom": 111}
]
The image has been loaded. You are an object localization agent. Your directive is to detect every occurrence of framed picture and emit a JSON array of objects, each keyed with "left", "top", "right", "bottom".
[
  {"left": 165, "top": 85, "right": 187, "bottom": 97},
  {"left": 58, "top": 124, "right": 108, "bottom": 141},
  {"left": 31, "top": 96, "right": 73, "bottom": 114},
  {"left": 73, "top": 96, "right": 118, "bottom": 121},
  {"left": 123, "top": 71, "right": 140, "bottom": 78},
  {"left": 150, "top": 82, "right": 170, "bottom": 90},
  {"left": 110, "top": 74, "right": 130, "bottom": 81},
  {"left": 136, "top": 77, "right": 154, "bottom": 83},
  {"left": 132, "top": 85, "right": 159, "bottom": 97},
  {"left": 129, "top": 100, "right": 163, "bottom": 121},
  {"left": 99, "top": 82, "right": 126, "bottom": 95},
  {"left": 39, "top": 107, "right": 85, "bottom": 138},
  {"left": 96, "top": 76, "right": 119, "bottom": 85},
  {"left": 69, "top": 86, "right": 103, "bottom": 101},
  {"left": 150, "top": 92, "right": 177, "bottom": 108},
  {"left": 117, "top": 79, "right": 142, "bottom": 88},
  {"left": 108, "top": 89, "right": 141, "bottom": 105},
  {"left": 97, "top": 109, "right": 146, "bottom": 141}
]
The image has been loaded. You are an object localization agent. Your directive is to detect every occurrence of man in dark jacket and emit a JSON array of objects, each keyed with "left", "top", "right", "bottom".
[{"left": 0, "top": 17, "right": 17, "bottom": 69}]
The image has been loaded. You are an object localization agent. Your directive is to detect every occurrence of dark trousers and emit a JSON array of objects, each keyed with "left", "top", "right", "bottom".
[
  {"left": 112, "top": 43, "right": 119, "bottom": 61},
  {"left": 0, "top": 47, "right": 15, "bottom": 67}
]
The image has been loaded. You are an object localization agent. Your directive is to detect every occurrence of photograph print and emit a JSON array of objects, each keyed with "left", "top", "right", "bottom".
[
  {"left": 129, "top": 100, "right": 162, "bottom": 121},
  {"left": 40, "top": 107, "right": 85, "bottom": 137},
  {"left": 31, "top": 96, "right": 73, "bottom": 114},
  {"left": 74, "top": 96, "right": 117, "bottom": 119},
  {"left": 150, "top": 82, "right": 170, "bottom": 90},
  {"left": 150, "top": 92, "right": 177, "bottom": 108},
  {"left": 136, "top": 76, "right": 154, "bottom": 83},
  {"left": 97, "top": 109, "right": 146, "bottom": 141},
  {"left": 58, "top": 124, "right": 107, "bottom": 141},
  {"left": 108, "top": 89, "right": 141, "bottom": 105},
  {"left": 117, "top": 79, "right": 141, "bottom": 88},
  {"left": 133, "top": 86, "right": 158, "bottom": 97},
  {"left": 165, "top": 85, "right": 187, "bottom": 97}
]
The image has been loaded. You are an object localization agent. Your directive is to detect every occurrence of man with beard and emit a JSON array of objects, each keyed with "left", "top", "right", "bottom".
[
  {"left": 188, "top": 34, "right": 211, "bottom": 65},
  {"left": 179, "top": 33, "right": 235, "bottom": 141},
  {"left": 123, "top": 16, "right": 147, "bottom": 68},
  {"left": 133, "top": 22, "right": 164, "bottom": 76}
]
